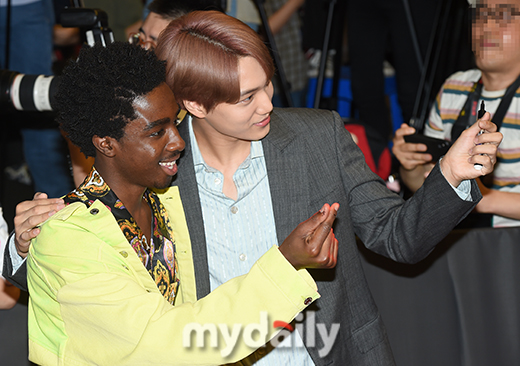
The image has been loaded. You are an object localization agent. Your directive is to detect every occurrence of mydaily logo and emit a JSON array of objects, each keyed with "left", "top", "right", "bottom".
[{"left": 182, "top": 311, "right": 339, "bottom": 358}]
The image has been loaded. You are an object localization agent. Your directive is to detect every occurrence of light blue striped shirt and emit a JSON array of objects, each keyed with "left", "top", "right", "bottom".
[{"left": 188, "top": 118, "right": 314, "bottom": 365}]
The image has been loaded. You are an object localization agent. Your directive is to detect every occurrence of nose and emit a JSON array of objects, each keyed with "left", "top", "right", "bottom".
[
  {"left": 166, "top": 123, "right": 185, "bottom": 153},
  {"left": 258, "top": 82, "right": 274, "bottom": 114}
]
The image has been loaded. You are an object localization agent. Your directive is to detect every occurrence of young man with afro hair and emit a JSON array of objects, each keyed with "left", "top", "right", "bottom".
[{"left": 26, "top": 41, "right": 340, "bottom": 365}]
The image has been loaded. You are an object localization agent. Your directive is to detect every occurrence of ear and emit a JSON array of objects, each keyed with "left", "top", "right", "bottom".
[
  {"left": 183, "top": 100, "right": 208, "bottom": 119},
  {"left": 92, "top": 135, "right": 117, "bottom": 158}
]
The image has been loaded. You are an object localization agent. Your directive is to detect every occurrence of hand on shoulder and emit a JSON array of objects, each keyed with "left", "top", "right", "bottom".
[{"left": 14, "top": 192, "right": 65, "bottom": 258}]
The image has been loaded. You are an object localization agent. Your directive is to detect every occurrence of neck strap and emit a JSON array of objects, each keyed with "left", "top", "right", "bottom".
[{"left": 451, "top": 73, "right": 520, "bottom": 141}]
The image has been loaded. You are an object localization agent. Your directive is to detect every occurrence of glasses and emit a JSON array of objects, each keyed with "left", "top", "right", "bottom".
[
  {"left": 474, "top": 4, "right": 520, "bottom": 26},
  {"left": 128, "top": 32, "right": 156, "bottom": 50}
]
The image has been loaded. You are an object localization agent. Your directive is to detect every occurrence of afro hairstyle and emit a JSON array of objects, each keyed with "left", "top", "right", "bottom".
[{"left": 55, "top": 41, "right": 166, "bottom": 158}]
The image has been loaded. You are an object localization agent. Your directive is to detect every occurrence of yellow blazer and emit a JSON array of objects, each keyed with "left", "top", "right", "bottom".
[{"left": 27, "top": 186, "right": 319, "bottom": 365}]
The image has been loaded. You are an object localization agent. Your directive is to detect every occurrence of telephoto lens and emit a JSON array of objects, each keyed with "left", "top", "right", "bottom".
[{"left": 0, "top": 69, "right": 60, "bottom": 112}]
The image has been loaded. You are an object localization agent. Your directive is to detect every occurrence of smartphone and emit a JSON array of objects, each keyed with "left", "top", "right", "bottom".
[{"left": 404, "top": 134, "right": 451, "bottom": 162}]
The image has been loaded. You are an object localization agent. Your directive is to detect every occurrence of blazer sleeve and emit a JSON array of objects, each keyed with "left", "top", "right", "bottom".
[
  {"left": 329, "top": 111, "right": 481, "bottom": 263},
  {"left": 2, "top": 233, "right": 28, "bottom": 291},
  {"left": 27, "top": 211, "right": 319, "bottom": 366}
]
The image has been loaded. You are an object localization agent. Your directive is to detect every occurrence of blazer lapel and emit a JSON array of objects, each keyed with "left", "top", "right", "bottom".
[
  {"left": 172, "top": 120, "right": 211, "bottom": 300},
  {"left": 262, "top": 109, "right": 310, "bottom": 244}
]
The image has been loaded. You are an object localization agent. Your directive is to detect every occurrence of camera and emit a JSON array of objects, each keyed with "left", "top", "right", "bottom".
[
  {"left": 0, "top": 70, "right": 60, "bottom": 112},
  {"left": 0, "top": 7, "right": 113, "bottom": 112}
]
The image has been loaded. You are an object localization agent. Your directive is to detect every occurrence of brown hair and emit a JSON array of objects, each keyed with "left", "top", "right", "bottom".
[{"left": 155, "top": 11, "right": 274, "bottom": 112}]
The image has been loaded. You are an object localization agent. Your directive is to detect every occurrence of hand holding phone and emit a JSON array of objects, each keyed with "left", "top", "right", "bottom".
[{"left": 403, "top": 134, "right": 451, "bottom": 162}]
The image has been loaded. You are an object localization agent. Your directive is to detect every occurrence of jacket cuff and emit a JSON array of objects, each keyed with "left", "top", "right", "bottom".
[{"left": 256, "top": 246, "right": 320, "bottom": 311}]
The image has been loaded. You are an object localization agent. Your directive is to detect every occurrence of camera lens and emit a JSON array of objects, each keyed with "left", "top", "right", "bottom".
[{"left": 0, "top": 70, "right": 60, "bottom": 111}]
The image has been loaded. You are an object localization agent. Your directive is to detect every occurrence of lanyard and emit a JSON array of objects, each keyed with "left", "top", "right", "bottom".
[{"left": 451, "top": 74, "right": 520, "bottom": 141}]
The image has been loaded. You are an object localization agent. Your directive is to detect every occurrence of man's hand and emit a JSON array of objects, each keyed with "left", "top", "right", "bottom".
[
  {"left": 392, "top": 124, "right": 436, "bottom": 192},
  {"left": 279, "top": 203, "right": 339, "bottom": 270},
  {"left": 392, "top": 123, "right": 433, "bottom": 170},
  {"left": 14, "top": 192, "right": 65, "bottom": 258},
  {"left": 440, "top": 112, "right": 502, "bottom": 188}
]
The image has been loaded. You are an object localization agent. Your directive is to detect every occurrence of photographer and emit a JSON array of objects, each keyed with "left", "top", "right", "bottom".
[{"left": 393, "top": 0, "right": 520, "bottom": 227}]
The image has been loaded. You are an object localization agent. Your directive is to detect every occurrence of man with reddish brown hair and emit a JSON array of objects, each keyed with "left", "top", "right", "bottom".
[{"left": 152, "top": 11, "right": 500, "bottom": 365}]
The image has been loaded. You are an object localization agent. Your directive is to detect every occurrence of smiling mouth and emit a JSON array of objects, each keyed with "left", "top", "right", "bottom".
[
  {"left": 158, "top": 157, "right": 180, "bottom": 176},
  {"left": 255, "top": 115, "right": 271, "bottom": 127},
  {"left": 159, "top": 160, "right": 177, "bottom": 169}
]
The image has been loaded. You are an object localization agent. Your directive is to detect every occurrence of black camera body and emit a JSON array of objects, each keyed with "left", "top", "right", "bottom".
[
  {"left": 61, "top": 8, "right": 114, "bottom": 47},
  {"left": 404, "top": 133, "right": 451, "bottom": 162}
]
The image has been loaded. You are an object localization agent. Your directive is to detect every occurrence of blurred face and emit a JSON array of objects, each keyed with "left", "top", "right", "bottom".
[
  {"left": 472, "top": 0, "right": 520, "bottom": 72},
  {"left": 113, "top": 83, "right": 185, "bottom": 190},
  {"left": 194, "top": 56, "right": 274, "bottom": 142}
]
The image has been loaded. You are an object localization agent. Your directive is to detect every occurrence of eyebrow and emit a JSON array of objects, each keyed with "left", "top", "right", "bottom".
[
  {"left": 143, "top": 117, "right": 171, "bottom": 131},
  {"left": 240, "top": 86, "right": 262, "bottom": 97},
  {"left": 240, "top": 77, "right": 270, "bottom": 97}
]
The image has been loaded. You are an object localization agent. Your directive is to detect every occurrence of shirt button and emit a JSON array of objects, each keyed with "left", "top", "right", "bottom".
[
  {"left": 230, "top": 206, "right": 238, "bottom": 214},
  {"left": 120, "top": 251, "right": 128, "bottom": 258},
  {"left": 90, "top": 208, "right": 99, "bottom": 215},
  {"left": 239, "top": 253, "right": 247, "bottom": 261},
  {"left": 304, "top": 297, "right": 313, "bottom": 306},
  {"left": 214, "top": 177, "right": 221, "bottom": 185}
]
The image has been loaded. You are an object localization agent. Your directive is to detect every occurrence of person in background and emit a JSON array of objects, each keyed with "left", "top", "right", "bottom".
[{"left": 393, "top": 0, "right": 520, "bottom": 228}]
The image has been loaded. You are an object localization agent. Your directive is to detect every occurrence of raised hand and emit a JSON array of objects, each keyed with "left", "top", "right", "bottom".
[
  {"left": 440, "top": 112, "right": 502, "bottom": 188},
  {"left": 14, "top": 192, "right": 64, "bottom": 258},
  {"left": 279, "top": 203, "right": 339, "bottom": 270}
]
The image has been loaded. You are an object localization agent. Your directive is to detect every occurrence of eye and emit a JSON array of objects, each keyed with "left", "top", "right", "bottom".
[
  {"left": 240, "top": 95, "right": 253, "bottom": 104},
  {"left": 150, "top": 129, "right": 165, "bottom": 137}
]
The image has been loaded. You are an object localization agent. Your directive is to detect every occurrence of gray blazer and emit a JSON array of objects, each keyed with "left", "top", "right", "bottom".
[
  {"left": 173, "top": 108, "right": 480, "bottom": 365},
  {"left": 4, "top": 108, "right": 479, "bottom": 365}
]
